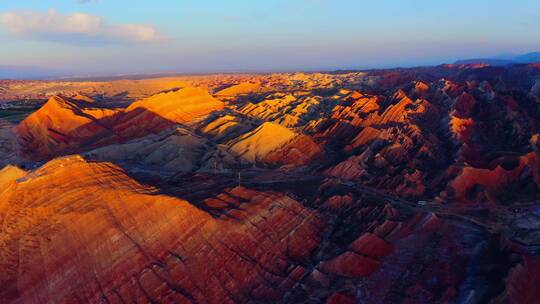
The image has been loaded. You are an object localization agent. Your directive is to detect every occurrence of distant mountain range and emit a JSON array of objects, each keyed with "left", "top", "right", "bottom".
[
  {"left": 0, "top": 65, "right": 67, "bottom": 80},
  {"left": 3, "top": 52, "right": 540, "bottom": 80},
  {"left": 455, "top": 52, "right": 540, "bottom": 66}
]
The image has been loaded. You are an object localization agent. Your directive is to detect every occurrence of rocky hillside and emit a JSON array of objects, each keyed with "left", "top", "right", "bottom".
[{"left": 1, "top": 63, "right": 540, "bottom": 303}]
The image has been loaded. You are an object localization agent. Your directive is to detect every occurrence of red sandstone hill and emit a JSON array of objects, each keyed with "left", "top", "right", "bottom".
[
  {"left": 0, "top": 156, "right": 324, "bottom": 302},
  {"left": 15, "top": 87, "right": 224, "bottom": 160}
]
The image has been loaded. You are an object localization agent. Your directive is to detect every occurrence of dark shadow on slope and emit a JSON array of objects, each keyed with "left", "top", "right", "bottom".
[
  {"left": 13, "top": 100, "right": 245, "bottom": 217},
  {"left": 19, "top": 106, "right": 179, "bottom": 161}
]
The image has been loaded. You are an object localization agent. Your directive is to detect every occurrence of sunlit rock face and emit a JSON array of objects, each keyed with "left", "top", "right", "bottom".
[
  {"left": 125, "top": 87, "right": 224, "bottom": 125},
  {"left": 15, "top": 87, "right": 224, "bottom": 160},
  {"left": 447, "top": 153, "right": 540, "bottom": 203},
  {"left": 224, "top": 122, "right": 322, "bottom": 167},
  {"left": 1, "top": 63, "right": 540, "bottom": 303},
  {"left": 0, "top": 156, "right": 325, "bottom": 303},
  {"left": 215, "top": 81, "right": 262, "bottom": 98}
]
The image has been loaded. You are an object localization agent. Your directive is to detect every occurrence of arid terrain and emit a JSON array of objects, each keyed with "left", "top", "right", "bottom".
[{"left": 1, "top": 63, "right": 540, "bottom": 303}]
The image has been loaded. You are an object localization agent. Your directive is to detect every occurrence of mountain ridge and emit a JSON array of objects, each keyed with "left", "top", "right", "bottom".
[
  {"left": 1, "top": 63, "right": 540, "bottom": 303},
  {"left": 455, "top": 51, "right": 540, "bottom": 66}
]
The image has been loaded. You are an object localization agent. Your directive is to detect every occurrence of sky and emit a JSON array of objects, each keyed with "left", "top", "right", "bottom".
[{"left": 0, "top": 0, "right": 539, "bottom": 77}]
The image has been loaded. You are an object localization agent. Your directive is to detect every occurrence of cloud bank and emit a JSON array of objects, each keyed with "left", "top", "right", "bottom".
[{"left": 0, "top": 9, "right": 163, "bottom": 45}]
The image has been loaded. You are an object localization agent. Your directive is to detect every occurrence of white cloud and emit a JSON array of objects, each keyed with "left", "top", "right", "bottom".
[{"left": 0, "top": 9, "right": 164, "bottom": 45}]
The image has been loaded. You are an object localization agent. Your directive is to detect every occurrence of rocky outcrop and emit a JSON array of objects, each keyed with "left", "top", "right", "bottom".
[
  {"left": 318, "top": 233, "right": 393, "bottom": 278},
  {"left": 228, "top": 122, "right": 298, "bottom": 162},
  {"left": 446, "top": 152, "right": 540, "bottom": 203},
  {"left": 238, "top": 93, "right": 334, "bottom": 128},
  {"left": 126, "top": 87, "right": 224, "bottom": 125},
  {"left": 215, "top": 81, "right": 261, "bottom": 97},
  {"left": 199, "top": 114, "right": 256, "bottom": 142}
]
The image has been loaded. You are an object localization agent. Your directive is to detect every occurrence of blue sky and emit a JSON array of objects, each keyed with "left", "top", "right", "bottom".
[{"left": 0, "top": 0, "right": 539, "bottom": 75}]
